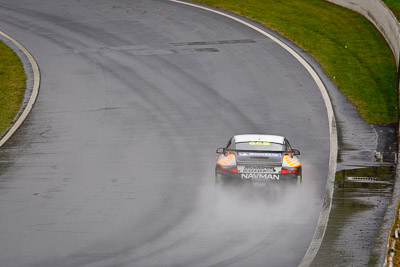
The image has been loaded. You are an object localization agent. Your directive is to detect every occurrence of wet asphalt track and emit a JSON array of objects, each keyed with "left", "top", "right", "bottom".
[{"left": 0, "top": 1, "right": 330, "bottom": 266}]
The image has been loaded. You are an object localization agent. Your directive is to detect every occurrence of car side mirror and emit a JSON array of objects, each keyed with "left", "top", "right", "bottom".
[
  {"left": 216, "top": 147, "right": 225, "bottom": 154},
  {"left": 293, "top": 149, "right": 300, "bottom": 155}
]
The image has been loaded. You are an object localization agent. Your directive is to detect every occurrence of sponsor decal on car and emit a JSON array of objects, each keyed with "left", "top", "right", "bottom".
[
  {"left": 238, "top": 152, "right": 281, "bottom": 157},
  {"left": 217, "top": 154, "right": 235, "bottom": 166},
  {"left": 241, "top": 173, "right": 280, "bottom": 180},
  {"left": 238, "top": 165, "right": 281, "bottom": 173},
  {"left": 283, "top": 155, "right": 301, "bottom": 167}
]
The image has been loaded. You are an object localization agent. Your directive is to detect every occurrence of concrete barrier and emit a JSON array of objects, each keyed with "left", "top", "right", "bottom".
[{"left": 325, "top": 0, "right": 400, "bottom": 67}]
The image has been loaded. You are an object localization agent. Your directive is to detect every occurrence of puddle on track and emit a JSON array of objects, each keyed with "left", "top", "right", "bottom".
[{"left": 312, "top": 165, "right": 396, "bottom": 266}]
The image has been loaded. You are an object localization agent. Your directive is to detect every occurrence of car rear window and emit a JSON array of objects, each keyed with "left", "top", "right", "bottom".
[{"left": 232, "top": 141, "right": 285, "bottom": 151}]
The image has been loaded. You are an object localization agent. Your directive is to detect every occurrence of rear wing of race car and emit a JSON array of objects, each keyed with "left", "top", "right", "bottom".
[{"left": 216, "top": 149, "right": 300, "bottom": 156}]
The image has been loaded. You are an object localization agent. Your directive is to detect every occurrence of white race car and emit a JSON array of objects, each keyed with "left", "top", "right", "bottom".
[{"left": 215, "top": 134, "right": 302, "bottom": 187}]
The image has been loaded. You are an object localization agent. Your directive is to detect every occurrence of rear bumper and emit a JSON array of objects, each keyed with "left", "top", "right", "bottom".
[{"left": 215, "top": 169, "right": 302, "bottom": 186}]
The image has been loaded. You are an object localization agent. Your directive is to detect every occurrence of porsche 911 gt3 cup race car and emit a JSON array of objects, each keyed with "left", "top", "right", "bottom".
[{"left": 215, "top": 134, "right": 302, "bottom": 187}]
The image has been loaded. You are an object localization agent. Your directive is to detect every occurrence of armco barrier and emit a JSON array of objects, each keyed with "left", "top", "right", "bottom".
[{"left": 324, "top": 1, "right": 400, "bottom": 266}]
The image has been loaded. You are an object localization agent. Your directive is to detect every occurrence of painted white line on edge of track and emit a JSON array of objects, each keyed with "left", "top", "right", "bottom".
[
  {"left": 169, "top": 1, "right": 338, "bottom": 266},
  {"left": 0, "top": 31, "right": 40, "bottom": 148}
]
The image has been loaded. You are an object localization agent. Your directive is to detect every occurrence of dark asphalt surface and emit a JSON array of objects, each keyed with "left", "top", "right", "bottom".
[{"left": 0, "top": 1, "right": 330, "bottom": 266}]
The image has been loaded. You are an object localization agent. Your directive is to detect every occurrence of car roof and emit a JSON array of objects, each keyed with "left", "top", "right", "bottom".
[{"left": 233, "top": 134, "right": 285, "bottom": 144}]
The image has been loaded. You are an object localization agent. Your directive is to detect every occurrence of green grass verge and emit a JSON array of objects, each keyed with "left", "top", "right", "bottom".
[
  {"left": 383, "top": 0, "right": 400, "bottom": 21},
  {"left": 0, "top": 40, "right": 26, "bottom": 136},
  {"left": 194, "top": 0, "right": 398, "bottom": 124}
]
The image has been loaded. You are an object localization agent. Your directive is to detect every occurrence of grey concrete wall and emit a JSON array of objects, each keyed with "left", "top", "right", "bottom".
[{"left": 325, "top": 0, "right": 400, "bottom": 67}]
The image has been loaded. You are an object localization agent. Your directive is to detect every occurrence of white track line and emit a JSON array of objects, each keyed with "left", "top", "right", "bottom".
[
  {"left": 0, "top": 31, "right": 40, "bottom": 148},
  {"left": 169, "top": 1, "right": 338, "bottom": 266}
]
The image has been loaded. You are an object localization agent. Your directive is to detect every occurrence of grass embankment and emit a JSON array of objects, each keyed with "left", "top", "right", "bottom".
[
  {"left": 383, "top": 0, "right": 400, "bottom": 21},
  {"left": 0, "top": 40, "right": 26, "bottom": 136},
  {"left": 194, "top": 0, "right": 398, "bottom": 124}
]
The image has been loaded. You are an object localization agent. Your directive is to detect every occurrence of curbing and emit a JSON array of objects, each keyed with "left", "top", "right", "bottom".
[
  {"left": 0, "top": 31, "right": 40, "bottom": 148},
  {"left": 170, "top": 1, "right": 338, "bottom": 266}
]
